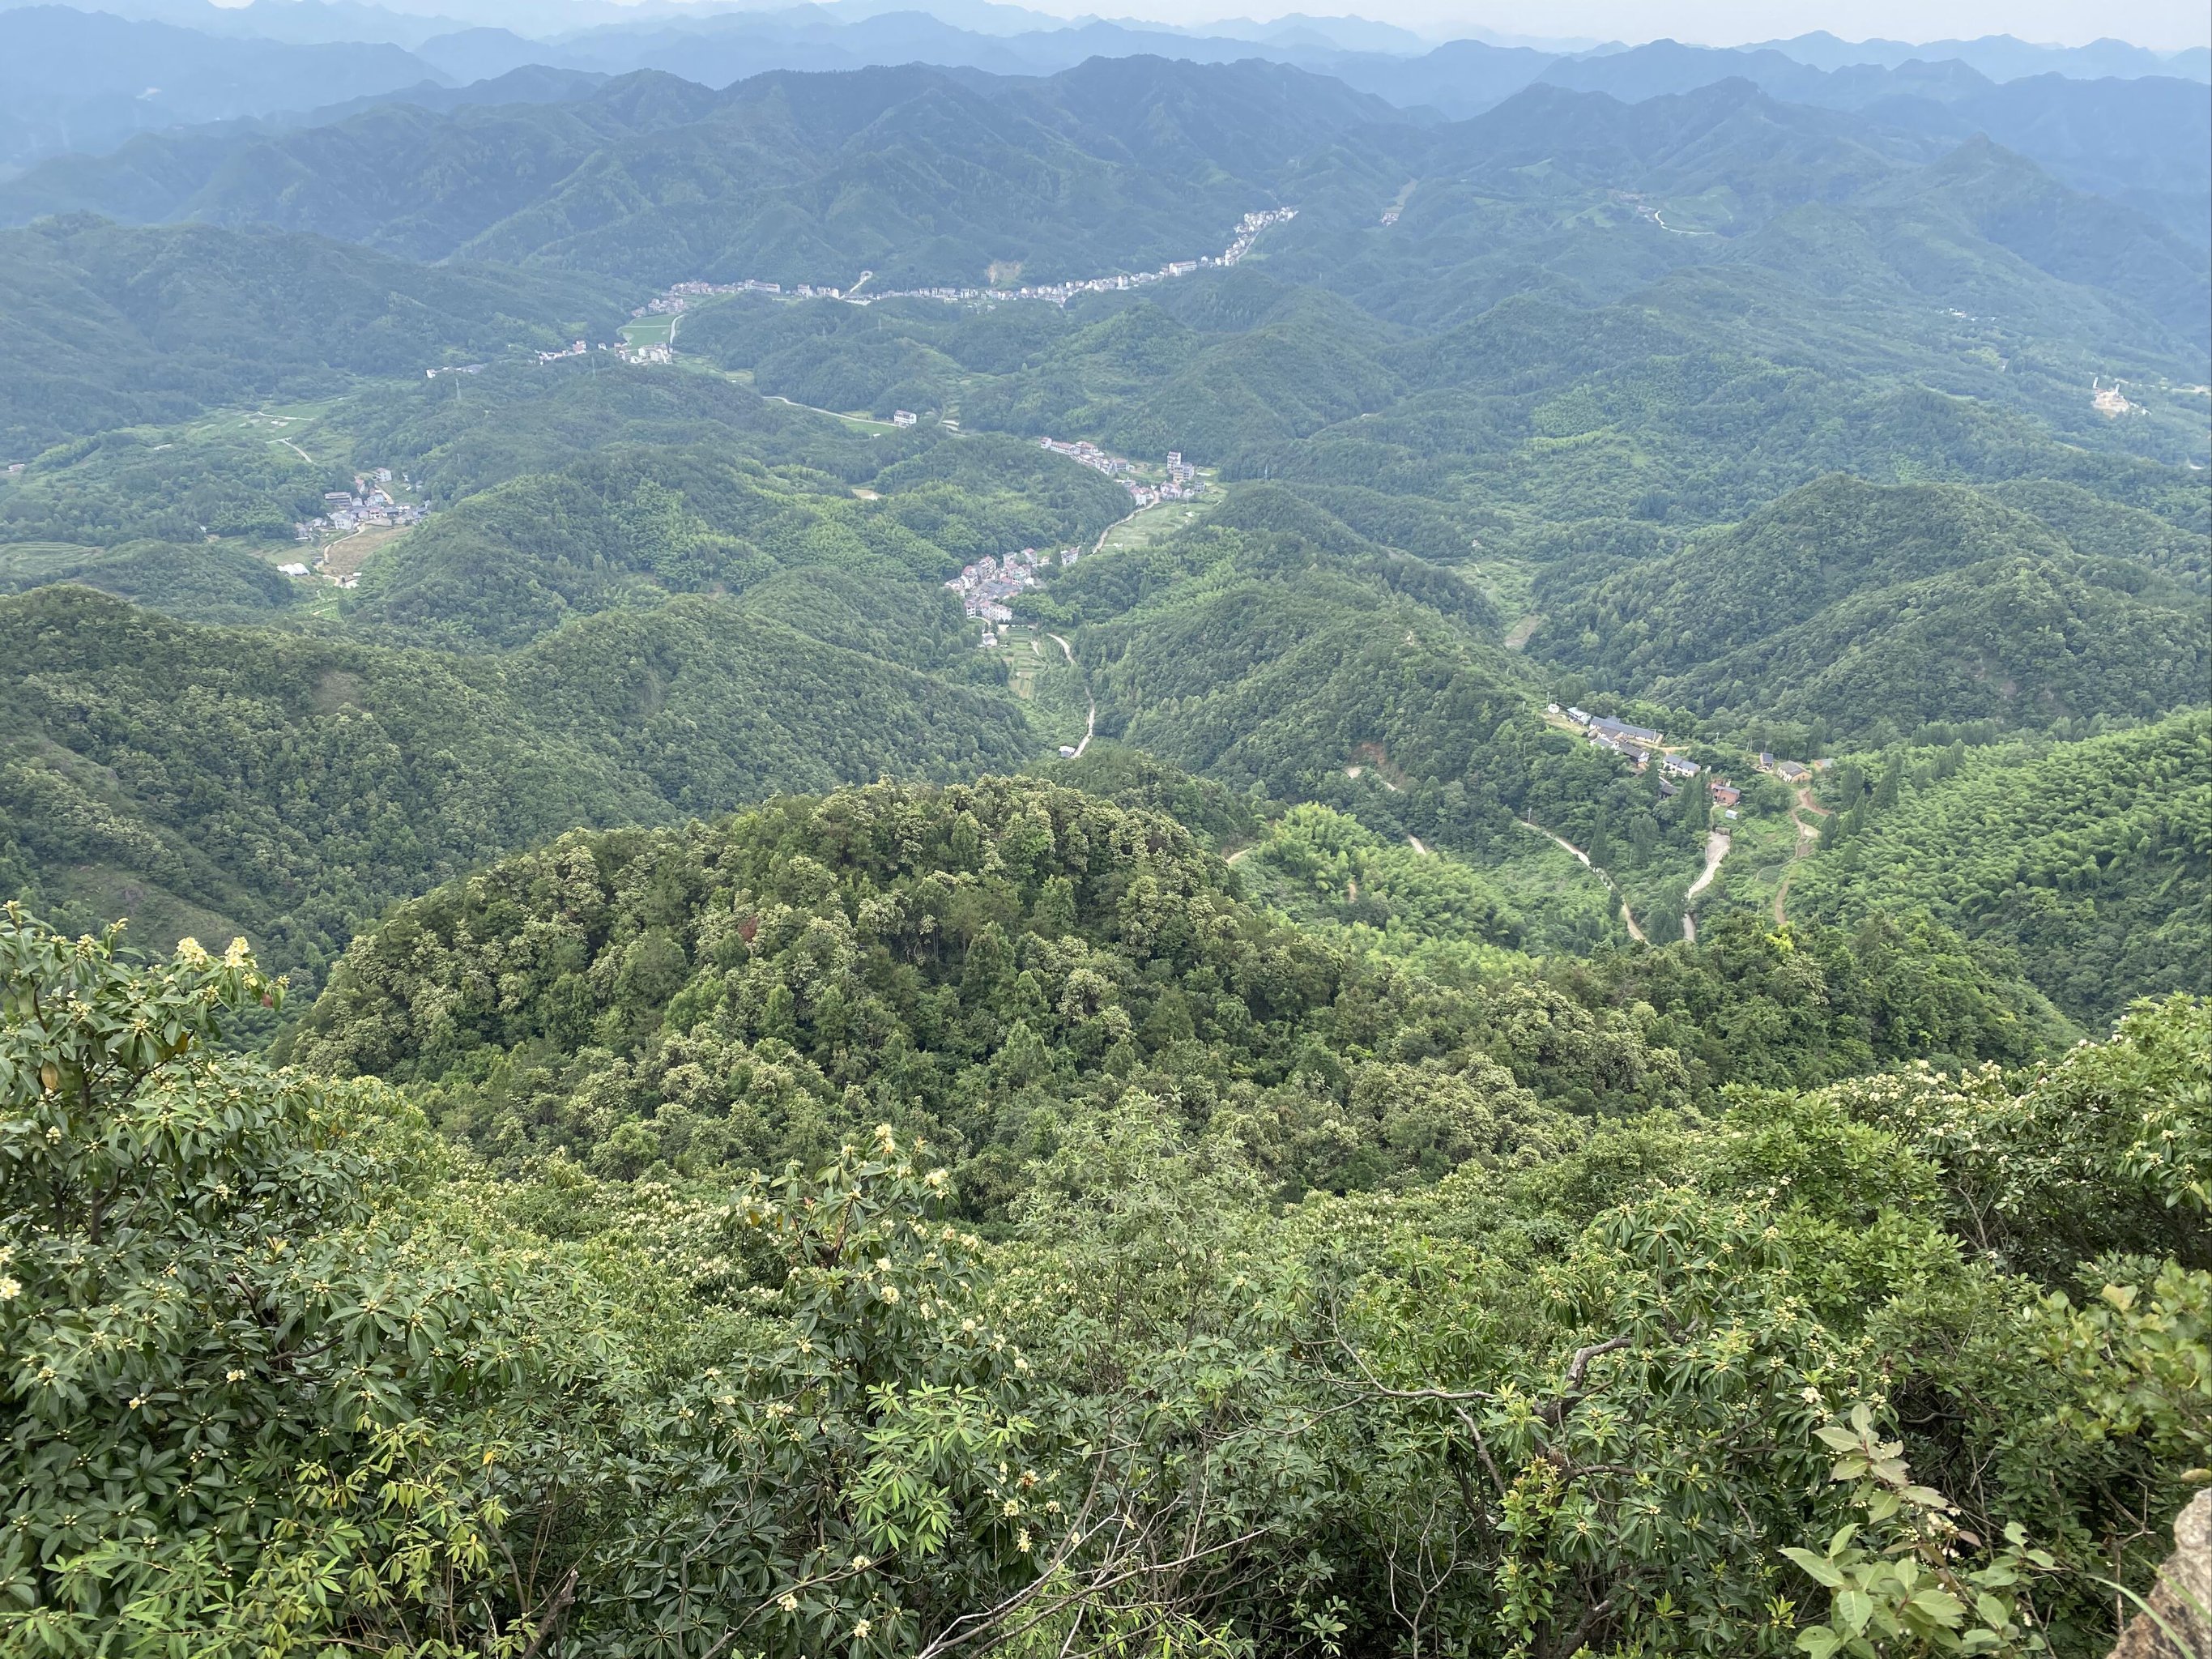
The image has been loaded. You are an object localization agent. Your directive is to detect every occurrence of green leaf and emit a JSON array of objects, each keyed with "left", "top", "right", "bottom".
[
  {"left": 1836, "top": 1589, "right": 1873, "bottom": 1635},
  {"left": 1783, "top": 1548, "right": 1847, "bottom": 1590},
  {"left": 1908, "top": 1589, "right": 1967, "bottom": 1626}
]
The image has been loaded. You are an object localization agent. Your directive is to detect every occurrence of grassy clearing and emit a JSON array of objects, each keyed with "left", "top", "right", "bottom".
[
  {"left": 1098, "top": 497, "right": 1206, "bottom": 557},
  {"left": 991, "top": 622, "right": 1089, "bottom": 750},
  {"left": 1696, "top": 806, "right": 1809, "bottom": 923},
  {"left": 619, "top": 317, "right": 676, "bottom": 350},
  {"left": 1467, "top": 554, "right": 1541, "bottom": 640}
]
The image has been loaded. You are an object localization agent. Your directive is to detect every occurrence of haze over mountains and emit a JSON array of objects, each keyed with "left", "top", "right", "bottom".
[{"left": 2, "top": 0, "right": 2206, "bottom": 202}]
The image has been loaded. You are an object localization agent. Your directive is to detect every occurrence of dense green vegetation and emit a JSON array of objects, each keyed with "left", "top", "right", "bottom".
[
  {"left": 0, "top": 586, "right": 1034, "bottom": 993},
  {"left": 346, "top": 439, "right": 1124, "bottom": 650},
  {"left": 286, "top": 778, "right": 2064, "bottom": 1197},
  {"left": 1019, "top": 489, "right": 1718, "bottom": 916},
  {"left": 0, "top": 59, "right": 1394, "bottom": 286},
  {"left": 0, "top": 50, "right": 2205, "bottom": 1657},
  {"left": 1792, "top": 711, "right": 2212, "bottom": 1025},
  {"left": 0, "top": 538, "right": 304, "bottom": 620},
  {"left": 6, "top": 886, "right": 2203, "bottom": 1654},
  {"left": 0, "top": 216, "right": 621, "bottom": 454},
  {"left": 1533, "top": 477, "right": 2208, "bottom": 742}
]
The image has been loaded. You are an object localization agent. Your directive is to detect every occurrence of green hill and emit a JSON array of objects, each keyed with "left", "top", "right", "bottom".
[
  {"left": 0, "top": 538, "right": 304, "bottom": 620},
  {"left": 286, "top": 774, "right": 2059, "bottom": 1195},
  {"left": 1532, "top": 476, "right": 2206, "bottom": 740},
  {"left": 0, "top": 215, "right": 621, "bottom": 453},
  {"left": 0, "top": 59, "right": 1392, "bottom": 288},
  {"left": 342, "top": 438, "right": 1123, "bottom": 650},
  {"left": 1027, "top": 488, "right": 1715, "bottom": 919},
  {"left": 0, "top": 584, "right": 1035, "bottom": 989},
  {"left": 1790, "top": 711, "right": 2212, "bottom": 1023}
]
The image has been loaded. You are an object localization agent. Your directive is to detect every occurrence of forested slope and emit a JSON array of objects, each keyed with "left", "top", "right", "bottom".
[
  {"left": 343, "top": 441, "right": 1123, "bottom": 650},
  {"left": 288, "top": 777, "right": 2061, "bottom": 1197},
  {"left": 0, "top": 586, "right": 1033, "bottom": 989},
  {"left": 0, "top": 215, "right": 620, "bottom": 452},
  {"left": 7, "top": 905, "right": 2206, "bottom": 1656},
  {"left": 1033, "top": 489, "right": 1718, "bottom": 902},
  {"left": 1533, "top": 476, "right": 2207, "bottom": 740},
  {"left": 1792, "top": 710, "right": 2212, "bottom": 1022}
]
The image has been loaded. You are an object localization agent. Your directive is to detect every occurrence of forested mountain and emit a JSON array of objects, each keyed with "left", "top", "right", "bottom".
[
  {"left": 1793, "top": 710, "right": 2212, "bottom": 1023},
  {"left": 288, "top": 776, "right": 2059, "bottom": 1190},
  {"left": 0, "top": 583, "right": 1032, "bottom": 990},
  {"left": 1534, "top": 476, "right": 2208, "bottom": 740},
  {"left": 0, "top": 39, "right": 2207, "bottom": 1656},
  {"left": 343, "top": 433, "right": 1126, "bottom": 649},
  {"left": 0, "top": 535, "right": 304, "bottom": 617},
  {"left": 0, "top": 58, "right": 1396, "bottom": 287},
  {"left": 0, "top": 215, "right": 620, "bottom": 452},
  {"left": 0, "top": 4, "right": 443, "bottom": 172}
]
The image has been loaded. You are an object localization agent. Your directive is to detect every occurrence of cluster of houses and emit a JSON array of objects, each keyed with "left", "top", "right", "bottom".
[
  {"left": 1038, "top": 438, "right": 1204, "bottom": 507},
  {"left": 946, "top": 546, "right": 1068, "bottom": 624},
  {"left": 293, "top": 470, "right": 421, "bottom": 551},
  {"left": 1553, "top": 705, "right": 1744, "bottom": 814},
  {"left": 1129, "top": 451, "right": 1202, "bottom": 507},
  {"left": 1547, "top": 706, "right": 1829, "bottom": 817},
  {"left": 437, "top": 213, "right": 1304, "bottom": 384},
  {"left": 646, "top": 278, "right": 845, "bottom": 311},
  {"left": 624, "top": 208, "right": 1298, "bottom": 327},
  {"left": 1041, "top": 437, "right": 1132, "bottom": 476}
]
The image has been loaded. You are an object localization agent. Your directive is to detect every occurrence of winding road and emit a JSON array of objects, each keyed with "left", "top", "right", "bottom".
[
  {"left": 1680, "top": 828, "right": 1732, "bottom": 944},
  {"left": 1516, "top": 819, "right": 1647, "bottom": 945},
  {"left": 1045, "top": 633, "right": 1096, "bottom": 758}
]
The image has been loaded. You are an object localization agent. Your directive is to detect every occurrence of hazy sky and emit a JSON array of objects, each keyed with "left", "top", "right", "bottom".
[{"left": 1045, "top": 0, "right": 2208, "bottom": 48}]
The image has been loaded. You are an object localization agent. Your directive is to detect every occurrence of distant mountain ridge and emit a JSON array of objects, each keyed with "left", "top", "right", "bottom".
[
  {"left": 0, "top": 4, "right": 448, "bottom": 173},
  {"left": 0, "top": 58, "right": 1396, "bottom": 287}
]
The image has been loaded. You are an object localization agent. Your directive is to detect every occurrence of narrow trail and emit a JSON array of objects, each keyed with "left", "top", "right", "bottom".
[
  {"left": 1045, "top": 633, "right": 1096, "bottom": 758},
  {"left": 1516, "top": 819, "right": 1647, "bottom": 945},
  {"left": 1773, "top": 786, "right": 1831, "bottom": 925},
  {"left": 1681, "top": 828, "right": 1731, "bottom": 945},
  {"left": 1405, "top": 834, "right": 1429, "bottom": 856},
  {"left": 271, "top": 438, "right": 313, "bottom": 463}
]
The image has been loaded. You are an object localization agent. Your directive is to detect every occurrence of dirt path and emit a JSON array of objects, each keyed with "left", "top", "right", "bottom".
[
  {"left": 1517, "top": 819, "right": 1647, "bottom": 944},
  {"left": 1773, "top": 787, "right": 1831, "bottom": 924},
  {"left": 1405, "top": 834, "right": 1429, "bottom": 855},
  {"left": 271, "top": 438, "right": 313, "bottom": 463},
  {"left": 1681, "top": 828, "right": 1731, "bottom": 944},
  {"left": 1045, "top": 633, "right": 1096, "bottom": 758}
]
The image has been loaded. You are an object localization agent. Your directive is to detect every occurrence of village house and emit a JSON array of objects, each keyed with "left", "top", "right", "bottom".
[
  {"left": 1658, "top": 754, "right": 1700, "bottom": 779},
  {"left": 1590, "top": 715, "right": 1664, "bottom": 747}
]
